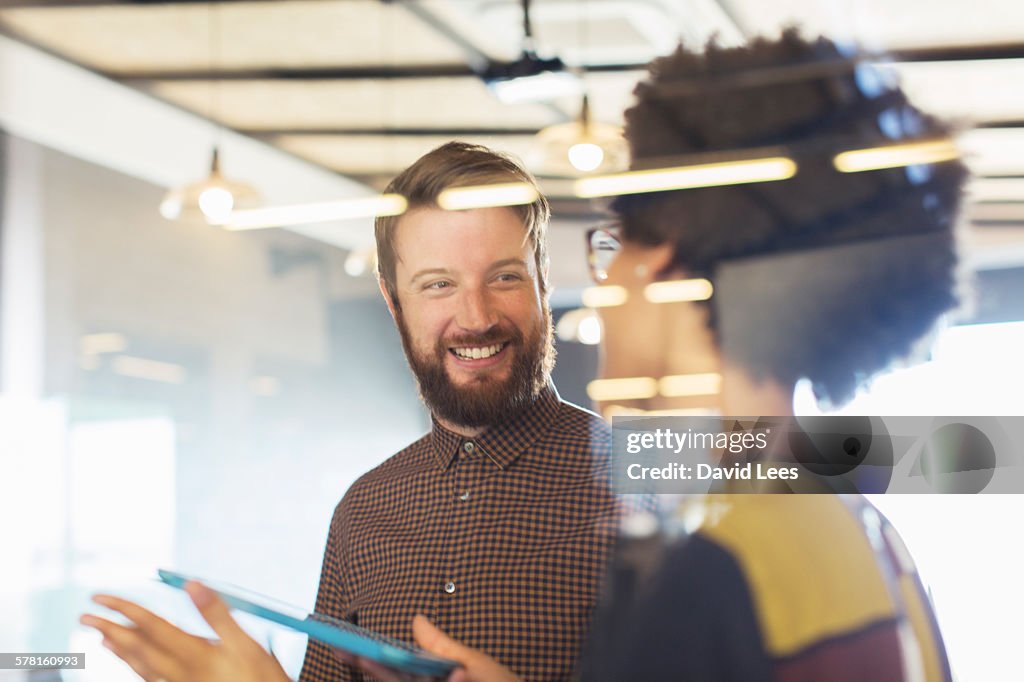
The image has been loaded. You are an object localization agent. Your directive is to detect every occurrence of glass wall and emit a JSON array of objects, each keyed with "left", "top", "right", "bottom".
[
  {"left": 0, "top": 133, "right": 429, "bottom": 679},
  {"left": 3, "top": 128, "right": 1024, "bottom": 682}
]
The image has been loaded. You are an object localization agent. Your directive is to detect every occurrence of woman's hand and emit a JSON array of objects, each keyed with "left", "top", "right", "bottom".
[{"left": 80, "top": 581, "right": 292, "bottom": 682}]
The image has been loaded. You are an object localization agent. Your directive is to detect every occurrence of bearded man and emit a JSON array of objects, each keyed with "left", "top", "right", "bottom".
[
  {"left": 297, "top": 142, "right": 618, "bottom": 682},
  {"left": 80, "top": 142, "right": 618, "bottom": 682}
]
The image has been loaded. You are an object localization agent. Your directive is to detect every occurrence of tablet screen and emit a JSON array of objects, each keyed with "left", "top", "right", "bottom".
[{"left": 158, "top": 569, "right": 457, "bottom": 677}]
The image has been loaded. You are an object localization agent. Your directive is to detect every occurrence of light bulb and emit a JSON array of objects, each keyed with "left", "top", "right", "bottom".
[
  {"left": 198, "top": 186, "right": 234, "bottom": 224},
  {"left": 344, "top": 253, "right": 367, "bottom": 277},
  {"left": 344, "top": 249, "right": 376, "bottom": 277},
  {"left": 577, "top": 314, "right": 602, "bottom": 345},
  {"left": 555, "top": 308, "right": 603, "bottom": 345},
  {"left": 568, "top": 143, "right": 605, "bottom": 172},
  {"left": 158, "top": 194, "right": 182, "bottom": 220}
]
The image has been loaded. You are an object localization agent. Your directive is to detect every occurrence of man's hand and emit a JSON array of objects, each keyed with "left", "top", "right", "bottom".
[
  {"left": 80, "top": 581, "right": 292, "bottom": 682},
  {"left": 339, "top": 615, "right": 522, "bottom": 682}
]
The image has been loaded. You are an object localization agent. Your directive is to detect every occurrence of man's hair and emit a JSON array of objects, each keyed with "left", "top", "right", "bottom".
[
  {"left": 614, "top": 30, "right": 968, "bottom": 406},
  {"left": 375, "top": 141, "right": 551, "bottom": 308}
]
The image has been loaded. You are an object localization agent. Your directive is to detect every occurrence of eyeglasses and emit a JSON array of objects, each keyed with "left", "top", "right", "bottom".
[{"left": 586, "top": 223, "right": 622, "bottom": 283}]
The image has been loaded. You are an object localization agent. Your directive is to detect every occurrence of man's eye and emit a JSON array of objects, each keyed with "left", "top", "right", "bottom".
[
  {"left": 426, "top": 280, "right": 451, "bottom": 290},
  {"left": 496, "top": 273, "right": 523, "bottom": 283}
]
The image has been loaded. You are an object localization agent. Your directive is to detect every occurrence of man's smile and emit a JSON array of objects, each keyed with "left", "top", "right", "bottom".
[{"left": 448, "top": 342, "right": 510, "bottom": 367}]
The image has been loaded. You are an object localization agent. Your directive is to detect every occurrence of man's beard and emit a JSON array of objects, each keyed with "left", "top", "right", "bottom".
[{"left": 396, "top": 307, "right": 555, "bottom": 429}]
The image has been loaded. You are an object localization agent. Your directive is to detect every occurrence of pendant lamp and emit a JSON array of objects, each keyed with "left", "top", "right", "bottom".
[
  {"left": 534, "top": 93, "right": 628, "bottom": 175},
  {"left": 159, "top": 147, "right": 260, "bottom": 224},
  {"left": 159, "top": 2, "right": 260, "bottom": 225}
]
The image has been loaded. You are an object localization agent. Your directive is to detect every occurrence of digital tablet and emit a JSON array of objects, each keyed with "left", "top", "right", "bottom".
[{"left": 157, "top": 569, "right": 458, "bottom": 678}]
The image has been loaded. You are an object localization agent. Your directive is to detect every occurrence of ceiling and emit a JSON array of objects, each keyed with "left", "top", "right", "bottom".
[{"left": 2, "top": 0, "right": 1024, "bottom": 277}]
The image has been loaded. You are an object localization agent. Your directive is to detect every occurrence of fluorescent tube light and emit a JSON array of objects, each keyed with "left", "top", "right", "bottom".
[
  {"left": 437, "top": 183, "right": 539, "bottom": 211},
  {"left": 575, "top": 157, "right": 797, "bottom": 198},
  {"left": 659, "top": 373, "right": 722, "bottom": 397},
  {"left": 490, "top": 70, "right": 583, "bottom": 104},
  {"left": 111, "top": 356, "right": 186, "bottom": 384},
  {"left": 224, "top": 194, "right": 407, "bottom": 230},
  {"left": 644, "top": 278, "right": 713, "bottom": 303},
  {"left": 833, "top": 139, "right": 960, "bottom": 173},
  {"left": 604, "top": 405, "right": 717, "bottom": 418},
  {"left": 586, "top": 377, "right": 659, "bottom": 402},
  {"left": 581, "top": 285, "right": 629, "bottom": 308},
  {"left": 79, "top": 333, "right": 127, "bottom": 356}
]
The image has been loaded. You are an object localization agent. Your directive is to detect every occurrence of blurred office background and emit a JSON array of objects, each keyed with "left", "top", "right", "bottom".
[{"left": 0, "top": 1, "right": 1022, "bottom": 680}]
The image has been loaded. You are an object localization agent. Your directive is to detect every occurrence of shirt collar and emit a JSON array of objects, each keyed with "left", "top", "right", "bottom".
[{"left": 430, "top": 384, "right": 562, "bottom": 471}]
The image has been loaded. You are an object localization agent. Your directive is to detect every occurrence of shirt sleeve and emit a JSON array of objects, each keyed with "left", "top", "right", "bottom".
[
  {"left": 299, "top": 495, "right": 360, "bottom": 682},
  {"left": 580, "top": 532, "right": 773, "bottom": 682}
]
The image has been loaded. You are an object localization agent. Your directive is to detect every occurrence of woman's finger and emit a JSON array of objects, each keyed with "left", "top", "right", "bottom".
[
  {"left": 91, "top": 594, "right": 206, "bottom": 660},
  {"left": 184, "top": 581, "right": 258, "bottom": 652},
  {"left": 83, "top": 615, "right": 187, "bottom": 682}
]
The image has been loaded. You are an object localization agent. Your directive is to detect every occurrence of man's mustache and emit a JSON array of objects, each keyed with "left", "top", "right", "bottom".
[{"left": 440, "top": 326, "right": 523, "bottom": 349}]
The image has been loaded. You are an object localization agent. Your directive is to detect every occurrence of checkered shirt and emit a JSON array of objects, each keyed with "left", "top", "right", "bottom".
[{"left": 299, "top": 385, "right": 619, "bottom": 682}]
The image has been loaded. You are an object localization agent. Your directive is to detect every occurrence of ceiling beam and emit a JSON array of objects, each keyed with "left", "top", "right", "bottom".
[
  {"left": 977, "top": 120, "right": 1024, "bottom": 130},
  {"left": 890, "top": 43, "right": 1024, "bottom": 62},
  {"left": 243, "top": 127, "right": 543, "bottom": 137},
  {"left": 315, "top": 161, "right": 1024, "bottom": 202},
  {"left": 109, "top": 43, "right": 1024, "bottom": 82},
  {"left": 3, "top": 0, "right": 1024, "bottom": 66},
  {"left": 0, "top": 0, "right": 290, "bottom": 6},
  {"left": 395, "top": 0, "right": 490, "bottom": 75},
  {"left": 235, "top": 120, "right": 1024, "bottom": 137},
  {"left": 116, "top": 62, "right": 646, "bottom": 83}
]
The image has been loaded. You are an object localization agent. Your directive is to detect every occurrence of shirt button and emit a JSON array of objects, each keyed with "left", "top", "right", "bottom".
[
  {"left": 444, "top": 581, "right": 456, "bottom": 594},
  {"left": 463, "top": 441, "right": 475, "bottom": 454},
  {"left": 458, "top": 490, "right": 470, "bottom": 501}
]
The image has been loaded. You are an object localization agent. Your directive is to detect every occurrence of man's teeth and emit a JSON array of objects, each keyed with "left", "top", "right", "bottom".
[{"left": 453, "top": 344, "right": 503, "bottom": 360}]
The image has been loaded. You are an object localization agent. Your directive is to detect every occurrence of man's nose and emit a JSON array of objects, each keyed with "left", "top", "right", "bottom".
[{"left": 455, "top": 286, "right": 499, "bottom": 333}]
